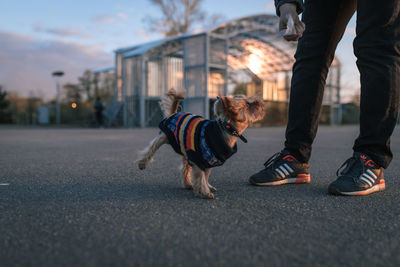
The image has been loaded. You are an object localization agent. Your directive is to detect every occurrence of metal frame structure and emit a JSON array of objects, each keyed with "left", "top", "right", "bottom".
[{"left": 111, "top": 14, "right": 342, "bottom": 127}]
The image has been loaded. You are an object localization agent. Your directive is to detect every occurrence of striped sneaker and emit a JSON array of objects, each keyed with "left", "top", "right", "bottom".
[
  {"left": 249, "top": 150, "right": 310, "bottom": 186},
  {"left": 328, "top": 152, "right": 385, "bottom": 196}
]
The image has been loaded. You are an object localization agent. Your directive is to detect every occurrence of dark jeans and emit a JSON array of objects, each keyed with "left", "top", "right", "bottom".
[{"left": 284, "top": 0, "right": 400, "bottom": 168}]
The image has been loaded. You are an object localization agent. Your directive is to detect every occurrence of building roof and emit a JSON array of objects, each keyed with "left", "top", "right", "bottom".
[
  {"left": 93, "top": 66, "right": 115, "bottom": 74},
  {"left": 117, "top": 14, "right": 279, "bottom": 56},
  {"left": 114, "top": 13, "right": 341, "bottom": 69}
]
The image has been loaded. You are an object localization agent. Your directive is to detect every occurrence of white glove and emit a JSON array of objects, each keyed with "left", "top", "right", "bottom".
[{"left": 277, "top": 3, "right": 305, "bottom": 41}]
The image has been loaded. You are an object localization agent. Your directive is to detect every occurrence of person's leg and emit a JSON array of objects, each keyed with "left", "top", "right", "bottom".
[
  {"left": 249, "top": 0, "right": 357, "bottom": 186},
  {"left": 95, "top": 111, "right": 100, "bottom": 126},
  {"left": 285, "top": 0, "right": 357, "bottom": 163},
  {"left": 99, "top": 111, "right": 103, "bottom": 127},
  {"left": 328, "top": 0, "right": 400, "bottom": 195},
  {"left": 353, "top": 0, "right": 400, "bottom": 168}
]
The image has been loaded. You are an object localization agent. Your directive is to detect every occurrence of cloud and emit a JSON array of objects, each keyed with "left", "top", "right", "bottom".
[
  {"left": 33, "top": 24, "right": 94, "bottom": 39},
  {"left": 92, "top": 13, "right": 127, "bottom": 28},
  {"left": 0, "top": 30, "right": 113, "bottom": 99},
  {"left": 92, "top": 15, "right": 115, "bottom": 25},
  {"left": 117, "top": 13, "right": 128, "bottom": 20},
  {"left": 265, "top": 1, "right": 275, "bottom": 13}
]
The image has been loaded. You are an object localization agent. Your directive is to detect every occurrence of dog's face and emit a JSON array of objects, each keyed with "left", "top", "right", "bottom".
[{"left": 214, "top": 95, "right": 264, "bottom": 129}]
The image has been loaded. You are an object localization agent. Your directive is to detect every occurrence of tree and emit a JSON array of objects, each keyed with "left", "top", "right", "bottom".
[
  {"left": 63, "top": 83, "right": 83, "bottom": 104},
  {"left": 0, "top": 85, "right": 12, "bottom": 123},
  {"left": 25, "top": 91, "right": 42, "bottom": 125},
  {"left": 98, "top": 72, "right": 114, "bottom": 101},
  {"left": 78, "top": 70, "right": 93, "bottom": 101},
  {"left": 92, "top": 72, "right": 100, "bottom": 98},
  {"left": 145, "top": 0, "right": 223, "bottom": 37}
]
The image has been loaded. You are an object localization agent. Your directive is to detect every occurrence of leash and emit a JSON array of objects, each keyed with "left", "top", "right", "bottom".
[
  {"left": 218, "top": 119, "right": 248, "bottom": 143},
  {"left": 216, "top": 96, "right": 248, "bottom": 143}
]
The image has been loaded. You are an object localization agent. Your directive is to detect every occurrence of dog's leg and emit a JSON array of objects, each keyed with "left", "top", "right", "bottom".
[
  {"left": 138, "top": 133, "right": 168, "bottom": 170},
  {"left": 181, "top": 158, "right": 193, "bottom": 189},
  {"left": 192, "top": 165, "right": 214, "bottom": 199},
  {"left": 204, "top": 168, "right": 216, "bottom": 192}
]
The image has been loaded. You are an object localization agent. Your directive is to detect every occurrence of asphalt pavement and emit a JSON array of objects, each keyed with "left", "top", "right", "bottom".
[{"left": 0, "top": 126, "right": 399, "bottom": 267}]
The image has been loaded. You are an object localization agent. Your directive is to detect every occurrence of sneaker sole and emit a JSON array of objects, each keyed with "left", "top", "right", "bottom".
[
  {"left": 250, "top": 174, "right": 311, "bottom": 186},
  {"left": 329, "top": 180, "right": 386, "bottom": 196}
]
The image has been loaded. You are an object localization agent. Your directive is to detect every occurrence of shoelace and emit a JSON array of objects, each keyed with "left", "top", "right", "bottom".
[
  {"left": 336, "top": 156, "right": 366, "bottom": 182},
  {"left": 263, "top": 152, "right": 281, "bottom": 168}
]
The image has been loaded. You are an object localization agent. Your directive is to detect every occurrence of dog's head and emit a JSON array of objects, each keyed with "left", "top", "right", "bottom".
[{"left": 214, "top": 95, "right": 264, "bottom": 131}]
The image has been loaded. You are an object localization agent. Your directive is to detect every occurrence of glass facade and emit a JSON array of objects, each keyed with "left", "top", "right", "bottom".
[{"left": 111, "top": 14, "right": 341, "bottom": 127}]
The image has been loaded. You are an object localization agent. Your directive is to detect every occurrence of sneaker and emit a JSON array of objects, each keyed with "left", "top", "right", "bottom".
[
  {"left": 249, "top": 150, "right": 311, "bottom": 186},
  {"left": 328, "top": 152, "right": 385, "bottom": 196}
]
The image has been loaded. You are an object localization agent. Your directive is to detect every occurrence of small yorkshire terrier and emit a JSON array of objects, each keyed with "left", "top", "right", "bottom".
[{"left": 138, "top": 89, "right": 264, "bottom": 199}]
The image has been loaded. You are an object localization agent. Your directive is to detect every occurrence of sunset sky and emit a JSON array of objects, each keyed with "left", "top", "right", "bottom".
[{"left": 0, "top": 0, "right": 358, "bottom": 101}]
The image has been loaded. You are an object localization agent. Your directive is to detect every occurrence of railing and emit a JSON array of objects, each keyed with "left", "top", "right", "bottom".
[{"left": 104, "top": 99, "right": 123, "bottom": 127}]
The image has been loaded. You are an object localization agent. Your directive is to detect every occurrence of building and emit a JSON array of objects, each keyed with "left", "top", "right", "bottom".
[
  {"left": 93, "top": 66, "right": 124, "bottom": 126},
  {"left": 100, "top": 14, "right": 341, "bottom": 127}
]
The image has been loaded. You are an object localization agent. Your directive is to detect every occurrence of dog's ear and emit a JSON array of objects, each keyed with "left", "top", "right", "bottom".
[
  {"left": 221, "top": 96, "right": 245, "bottom": 121},
  {"left": 247, "top": 96, "right": 265, "bottom": 122},
  {"left": 218, "top": 95, "right": 229, "bottom": 110},
  {"left": 167, "top": 88, "right": 185, "bottom": 99}
]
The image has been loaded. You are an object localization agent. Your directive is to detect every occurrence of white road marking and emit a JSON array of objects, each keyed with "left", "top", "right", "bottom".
[{"left": 0, "top": 183, "right": 10, "bottom": 186}]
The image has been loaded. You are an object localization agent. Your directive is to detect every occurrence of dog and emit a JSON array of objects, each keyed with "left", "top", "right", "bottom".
[{"left": 137, "top": 89, "right": 264, "bottom": 199}]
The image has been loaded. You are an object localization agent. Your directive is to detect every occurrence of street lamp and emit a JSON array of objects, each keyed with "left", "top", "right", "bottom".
[{"left": 52, "top": 71, "right": 64, "bottom": 124}]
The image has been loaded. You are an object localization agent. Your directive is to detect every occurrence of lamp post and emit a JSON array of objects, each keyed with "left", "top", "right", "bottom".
[{"left": 52, "top": 71, "right": 64, "bottom": 124}]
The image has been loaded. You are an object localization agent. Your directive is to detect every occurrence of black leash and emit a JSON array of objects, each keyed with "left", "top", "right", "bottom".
[{"left": 218, "top": 119, "right": 248, "bottom": 143}]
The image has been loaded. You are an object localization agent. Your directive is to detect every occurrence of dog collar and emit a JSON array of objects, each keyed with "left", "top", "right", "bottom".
[{"left": 218, "top": 119, "right": 248, "bottom": 143}]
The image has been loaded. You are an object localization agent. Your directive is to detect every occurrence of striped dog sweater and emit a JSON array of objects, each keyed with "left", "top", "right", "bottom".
[{"left": 159, "top": 112, "right": 237, "bottom": 170}]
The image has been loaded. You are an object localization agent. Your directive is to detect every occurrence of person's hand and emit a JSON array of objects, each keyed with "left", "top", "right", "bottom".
[{"left": 278, "top": 3, "right": 305, "bottom": 41}]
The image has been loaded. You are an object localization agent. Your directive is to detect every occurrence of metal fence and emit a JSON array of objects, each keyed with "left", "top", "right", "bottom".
[{"left": 110, "top": 14, "right": 341, "bottom": 127}]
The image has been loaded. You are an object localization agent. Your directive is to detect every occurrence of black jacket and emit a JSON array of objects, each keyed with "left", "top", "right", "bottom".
[{"left": 274, "top": 0, "right": 304, "bottom": 16}]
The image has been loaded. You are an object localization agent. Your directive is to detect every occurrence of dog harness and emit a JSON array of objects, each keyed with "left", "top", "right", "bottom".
[{"left": 159, "top": 112, "right": 238, "bottom": 170}]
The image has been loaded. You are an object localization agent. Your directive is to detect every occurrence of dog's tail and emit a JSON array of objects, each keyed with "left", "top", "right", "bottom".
[{"left": 160, "top": 88, "right": 185, "bottom": 117}]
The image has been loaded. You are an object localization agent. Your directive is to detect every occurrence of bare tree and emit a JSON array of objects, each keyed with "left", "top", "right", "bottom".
[
  {"left": 92, "top": 72, "right": 100, "bottom": 98},
  {"left": 99, "top": 72, "right": 114, "bottom": 101},
  {"left": 145, "top": 0, "right": 223, "bottom": 37},
  {"left": 78, "top": 70, "right": 93, "bottom": 101},
  {"left": 63, "top": 83, "right": 83, "bottom": 104}
]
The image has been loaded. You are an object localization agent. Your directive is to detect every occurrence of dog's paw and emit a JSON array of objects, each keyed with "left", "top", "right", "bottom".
[
  {"left": 196, "top": 192, "right": 214, "bottom": 199},
  {"left": 194, "top": 189, "right": 214, "bottom": 199},
  {"left": 208, "top": 184, "right": 217, "bottom": 192},
  {"left": 138, "top": 160, "right": 146, "bottom": 170}
]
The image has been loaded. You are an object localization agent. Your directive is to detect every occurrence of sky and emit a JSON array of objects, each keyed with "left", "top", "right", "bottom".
[{"left": 0, "top": 0, "right": 358, "bottom": 101}]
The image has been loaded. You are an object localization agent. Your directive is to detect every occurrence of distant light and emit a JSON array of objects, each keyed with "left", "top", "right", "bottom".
[
  {"left": 71, "top": 103, "right": 77, "bottom": 109},
  {"left": 247, "top": 53, "right": 263, "bottom": 75},
  {"left": 244, "top": 44, "right": 265, "bottom": 75}
]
